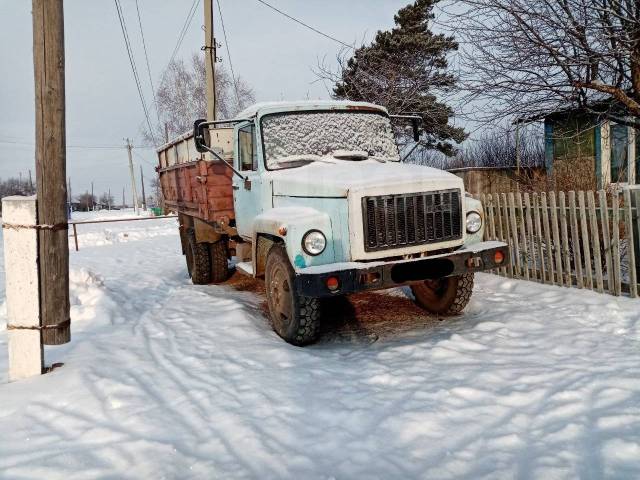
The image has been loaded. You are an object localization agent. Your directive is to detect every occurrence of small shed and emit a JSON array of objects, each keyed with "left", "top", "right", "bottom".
[{"left": 531, "top": 107, "right": 638, "bottom": 189}]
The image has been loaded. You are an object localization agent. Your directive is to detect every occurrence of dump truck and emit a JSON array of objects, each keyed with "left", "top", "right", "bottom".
[{"left": 156, "top": 100, "right": 509, "bottom": 346}]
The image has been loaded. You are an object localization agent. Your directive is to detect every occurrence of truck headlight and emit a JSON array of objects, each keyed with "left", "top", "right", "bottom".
[
  {"left": 466, "top": 211, "right": 482, "bottom": 234},
  {"left": 302, "top": 230, "right": 326, "bottom": 256}
]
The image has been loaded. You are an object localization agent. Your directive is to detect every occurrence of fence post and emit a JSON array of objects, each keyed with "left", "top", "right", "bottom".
[
  {"left": 628, "top": 186, "right": 640, "bottom": 293},
  {"left": 2, "top": 196, "right": 43, "bottom": 381}
]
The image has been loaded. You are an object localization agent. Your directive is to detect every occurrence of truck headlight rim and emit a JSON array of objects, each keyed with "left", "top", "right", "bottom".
[
  {"left": 466, "top": 211, "right": 482, "bottom": 234},
  {"left": 302, "top": 230, "right": 326, "bottom": 256}
]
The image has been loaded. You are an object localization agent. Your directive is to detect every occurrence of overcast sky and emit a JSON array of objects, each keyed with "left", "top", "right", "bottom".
[{"left": 0, "top": 0, "right": 419, "bottom": 200}]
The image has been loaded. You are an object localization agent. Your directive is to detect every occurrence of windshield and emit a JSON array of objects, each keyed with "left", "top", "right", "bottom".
[{"left": 261, "top": 111, "right": 400, "bottom": 169}]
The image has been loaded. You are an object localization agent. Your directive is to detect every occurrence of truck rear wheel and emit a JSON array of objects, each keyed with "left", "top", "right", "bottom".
[
  {"left": 186, "top": 228, "right": 211, "bottom": 285},
  {"left": 265, "top": 244, "right": 320, "bottom": 346},
  {"left": 209, "top": 240, "right": 229, "bottom": 283},
  {"left": 411, "top": 273, "right": 474, "bottom": 315}
]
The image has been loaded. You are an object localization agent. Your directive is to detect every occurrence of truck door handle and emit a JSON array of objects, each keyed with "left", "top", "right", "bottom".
[{"left": 232, "top": 185, "right": 240, "bottom": 190}]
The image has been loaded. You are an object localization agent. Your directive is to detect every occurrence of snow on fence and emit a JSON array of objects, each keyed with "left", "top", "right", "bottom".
[{"left": 479, "top": 188, "right": 640, "bottom": 298}]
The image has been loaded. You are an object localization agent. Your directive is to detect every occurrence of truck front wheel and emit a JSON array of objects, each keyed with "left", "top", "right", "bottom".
[
  {"left": 186, "top": 228, "right": 211, "bottom": 285},
  {"left": 265, "top": 244, "right": 320, "bottom": 346},
  {"left": 410, "top": 273, "right": 474, "bottom": 315}
]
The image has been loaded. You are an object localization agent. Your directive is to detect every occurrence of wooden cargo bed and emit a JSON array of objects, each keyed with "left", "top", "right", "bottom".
[{"left": 157, "top": 128, "right": 235, "bottom": 225}]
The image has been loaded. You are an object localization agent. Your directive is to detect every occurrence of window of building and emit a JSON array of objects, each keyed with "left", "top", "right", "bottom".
[{"left": 610, "top": 124, "right": 628, "bottom": 183}]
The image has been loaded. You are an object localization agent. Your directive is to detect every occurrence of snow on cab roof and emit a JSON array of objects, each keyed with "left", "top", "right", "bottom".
[{"left": 237, "top": 100, "right": 388, "bottom": 119}]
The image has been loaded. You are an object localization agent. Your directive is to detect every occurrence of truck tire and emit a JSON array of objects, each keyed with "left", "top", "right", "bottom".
[
  {"left": 411, "top": 273, "right": 474, "bottom": 315},
  {"left": 265, "top": 244, "right": 320, "bottom": 346},
  {"left": 209, "top": 240, "right": 229, "bottom": 283},
  {"left": 186, "top": 228, "right": 211, "bottom": 285}
]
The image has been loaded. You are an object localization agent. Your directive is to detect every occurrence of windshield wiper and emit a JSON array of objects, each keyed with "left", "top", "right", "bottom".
[{"left": 273, "top": 155, "right": 336, "bottom": 168}]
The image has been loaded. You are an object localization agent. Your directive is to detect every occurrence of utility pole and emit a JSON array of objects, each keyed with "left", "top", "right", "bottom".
[
  {"left": 91, "top": 181, "right": 94, "bottom": 211},
  {"left": 140, "top": 166, "right": 147, "bottom": 211},
  {"left": 28, "top": 170, "right": 33, "bottom": 194},
  {"left": 122, "top": 187, "right": 125, "bottom": 209},
  {"left": 108, "top": 188, "right": 111, "bottom": 211},
  {"left": 126, "top": 138, "right": 139, "bottom": 215},
  {"left": 204, "top": 0, "right": 217, "bottom": 121},
  {"left": 33, "top": 0, "right": 70, "bottom": 346},
  {"left": 67, "top": 177, "right": 72, "bottom": 214}
]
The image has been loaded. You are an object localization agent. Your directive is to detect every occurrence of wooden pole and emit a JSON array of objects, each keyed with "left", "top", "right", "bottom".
[
  {"left": 122, "top": 187, "right": 126, "bottom": 209},
  {"left": 126, "top": 138, "right": 139, "bottom": 215},
  {"left": 91, "top": 181, "right": 94, "bottom": 211},
  {"left": 108, "top": 188, "right": 111, "bottom": 210},
  {"left": 140, "top": 166, "right": 147, "bottom": 211},
  {"left": 33, "top": 0, "right": 70, "bottom": 345},
  {"left": 204, "top": 0, "right": 216, "bottom": 121}
]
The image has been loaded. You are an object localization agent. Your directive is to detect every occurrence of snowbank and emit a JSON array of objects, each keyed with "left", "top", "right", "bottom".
[{"left": 0, "top": 214, "right": 639, "bottom": 479}]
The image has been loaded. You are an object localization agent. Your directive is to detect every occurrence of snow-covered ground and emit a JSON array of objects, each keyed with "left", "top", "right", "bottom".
[{"left": 1, "top": 211, "right": 639, "bottom": 479}]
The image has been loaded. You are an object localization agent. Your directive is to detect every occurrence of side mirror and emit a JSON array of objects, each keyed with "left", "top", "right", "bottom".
[
  {"left": 193, "top": 119, "right": 210, "bottom": 153},
  {"left": 412, "top": 118, "right": 420, "bottom": 142}
]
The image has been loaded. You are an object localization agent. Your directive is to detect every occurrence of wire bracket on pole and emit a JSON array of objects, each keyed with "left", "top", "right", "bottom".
[
  {"left": 2, "top": 222, "right": 69, "bottom": 231},
  {"left": 7, "top": 318, "right": 71, "bottom": 331}
]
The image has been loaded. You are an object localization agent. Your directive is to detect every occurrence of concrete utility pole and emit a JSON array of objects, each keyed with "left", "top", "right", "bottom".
[
  {"left": 140, "top": 166, "right": 147, "bottom": 211},
  {"left": 108, "top": 188, "right": 111, "bottom": 210},
  {"left": 122, "top": 187, "right": 125, "bottom": 209},
  {"left": 91, "top": 181, "right": 94, "bottom": 210},
  {"left": 33, "top": 0, "right": 70, "bottom": 346},
  {"left": 204, "top": 0, "right": 217, "bottom": 121},
  {"left": 126, "top": 138, "right": 139, "bottom": 215},
  {"left": 67, "top": 177, "right": 72, "bottom": 213}
]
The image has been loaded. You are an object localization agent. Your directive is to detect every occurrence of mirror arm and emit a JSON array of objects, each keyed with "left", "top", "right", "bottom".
[
  {"left": 199, "top": 144, "right": 247, "bottom": 181},
  {"left": 401, "top": 141, "right": 420, "bottom": 163}
]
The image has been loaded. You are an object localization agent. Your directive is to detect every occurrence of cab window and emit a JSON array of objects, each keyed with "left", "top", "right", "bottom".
[{"left": 238, "top": 124, "right": 257, "bottom": 171}]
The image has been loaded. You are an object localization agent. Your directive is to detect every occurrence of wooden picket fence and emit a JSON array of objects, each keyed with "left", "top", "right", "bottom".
[{"left": 480, "top": 189, "right": 639, "bottom": 298}]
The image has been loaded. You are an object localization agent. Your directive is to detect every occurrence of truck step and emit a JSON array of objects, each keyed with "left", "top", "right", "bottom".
[{"left": 236, "top": 261, "right": 254, "bottom": 277}]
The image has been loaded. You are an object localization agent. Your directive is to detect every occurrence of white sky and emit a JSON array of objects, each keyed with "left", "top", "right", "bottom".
[{"left": 0, "top": 0, "right": 419, "bottom": 199}]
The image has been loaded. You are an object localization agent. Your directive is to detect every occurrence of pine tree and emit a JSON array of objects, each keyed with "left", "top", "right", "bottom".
[{"left": 333, "top": 0, "right": 465, "bottom": 156}]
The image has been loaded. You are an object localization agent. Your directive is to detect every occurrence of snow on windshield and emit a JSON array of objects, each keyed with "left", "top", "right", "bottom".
[{"left": 261, "top": 112, "right": 399, "bottom": 169}]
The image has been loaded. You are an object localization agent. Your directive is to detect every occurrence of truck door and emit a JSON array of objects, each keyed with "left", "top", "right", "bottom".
[{"left": 233, "top": 122, "right": 263, "bottom": 239}]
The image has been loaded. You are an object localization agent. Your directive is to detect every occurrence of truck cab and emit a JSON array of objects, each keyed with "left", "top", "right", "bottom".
[{"left": 158, "top": 100, "right": 508, "bottom": 346}]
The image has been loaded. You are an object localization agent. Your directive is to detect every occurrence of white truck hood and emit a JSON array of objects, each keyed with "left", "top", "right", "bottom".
[{"left": 269, "top": 160, "right": 463, "bottom": 198}]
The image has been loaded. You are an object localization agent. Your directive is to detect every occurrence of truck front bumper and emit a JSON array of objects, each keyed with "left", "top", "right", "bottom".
[{"left": 294, "top": 241, "right": 508, "bottom": 298}]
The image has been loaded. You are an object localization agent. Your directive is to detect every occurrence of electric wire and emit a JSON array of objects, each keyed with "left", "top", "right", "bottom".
[
  {"left": 114, "top": 0, "right": 158, "bottom": 146},
  {"left": 168, "top": 0, "right": 201, "bottom": 66},
  {"left": 134, "top": 0, "right": 162, "bottom": 127},
  {"left": 0, "top": 139, "right": 154, "bottom": 149},
  {"left": 254, "top": 0, "right": 353, "bottom": 49},
  {"left": 216, "top": 0, "right": 240, "bottom": 105}
]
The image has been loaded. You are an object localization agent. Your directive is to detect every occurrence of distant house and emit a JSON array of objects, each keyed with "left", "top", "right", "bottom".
[{"left": 526, "top": 106, "right": 639, "bottom": 189}]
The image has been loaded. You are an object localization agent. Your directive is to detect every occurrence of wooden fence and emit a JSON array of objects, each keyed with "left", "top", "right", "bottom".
[{"left": 480, "top": 189, "right": 640, "bottom": 298}]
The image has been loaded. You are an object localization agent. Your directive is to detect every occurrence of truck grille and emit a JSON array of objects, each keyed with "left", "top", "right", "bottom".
[{"left": 362, "top": 189, "right": 462, "bottom": 252}]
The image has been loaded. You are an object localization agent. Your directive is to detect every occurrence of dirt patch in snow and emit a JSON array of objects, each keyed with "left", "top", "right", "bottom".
[{"left": 224, "top": 271, "right": 441, "bottom": 343}]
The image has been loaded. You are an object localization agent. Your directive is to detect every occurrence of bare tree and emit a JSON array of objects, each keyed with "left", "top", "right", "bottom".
[
  {"left": 447, "top": 0, "right": 640, "bottom": 127},
  {"left": 76, "top": 193, "right": 96, "bottom": 212},
  {"left": 145, "top": 53, "right": 255, "bottom": 144}
]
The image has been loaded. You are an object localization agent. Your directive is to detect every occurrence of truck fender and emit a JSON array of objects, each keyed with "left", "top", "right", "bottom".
[{"left": 252, "top": 207, "right": 334, "bottom": 277}]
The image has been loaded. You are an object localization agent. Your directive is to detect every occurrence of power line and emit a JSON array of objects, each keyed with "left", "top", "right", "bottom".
[
  {"left": 168, "top": 0, "right": 201, "bottom": 66},
  {"left": 0, "top": 139, "right": 154, "bottom": 149},
  {"left": 114, "top": 0, "right": 158, "bottom": 145},
  {"left": 254, "top": 0, "right": 353, "bottom": 49},
  {"left": 134, "top": 0, "right": 162, "bottom": 126},
  {"left": 216, "top": 0, "right": 240, "bottom": 105}
]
